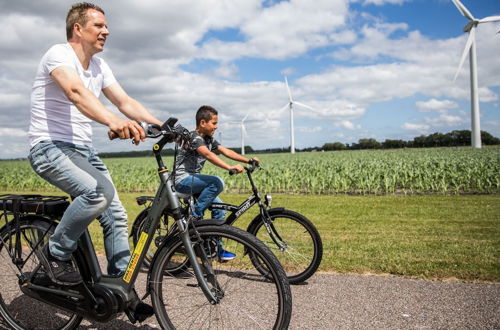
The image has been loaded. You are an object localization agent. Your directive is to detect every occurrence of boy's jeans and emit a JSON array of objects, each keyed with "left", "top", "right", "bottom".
[
  {"left": 175, "top": 174, "right": 226, "bottom": 219},
  {"left": 28, "top": 140, "right": 130, "bottom": 275}
]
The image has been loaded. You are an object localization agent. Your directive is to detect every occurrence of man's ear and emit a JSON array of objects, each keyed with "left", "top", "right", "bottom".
[{"left": 73, "top": 23, "right": 82, "bottom": 38}]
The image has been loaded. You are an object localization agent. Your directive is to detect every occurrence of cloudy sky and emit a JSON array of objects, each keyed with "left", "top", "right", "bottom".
[{"left": 1, "top": 0, "right": 499, "bottom": 158}]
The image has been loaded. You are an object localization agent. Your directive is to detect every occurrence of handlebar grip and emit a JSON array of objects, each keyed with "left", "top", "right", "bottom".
[{"left": 228, "top": 169, "right": 238, "bottom": 176}]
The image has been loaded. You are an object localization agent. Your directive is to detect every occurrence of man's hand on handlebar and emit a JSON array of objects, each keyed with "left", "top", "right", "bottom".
[{"left": 107, "top": 119, "right": 145, "bottom": 145}]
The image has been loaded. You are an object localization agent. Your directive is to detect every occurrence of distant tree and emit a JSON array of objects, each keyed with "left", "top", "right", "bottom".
[
  {"left": 382, "top": 139, "right": 407, "bottom": 149},
  {"left": 357, "top": 138, "right": 380, "bottom": 149},
  {"left": 481, "top": 131, "right": 500, "bottom": 145},
  {"left": 322, "top": 142, "right": 347, "bottom": 151}
]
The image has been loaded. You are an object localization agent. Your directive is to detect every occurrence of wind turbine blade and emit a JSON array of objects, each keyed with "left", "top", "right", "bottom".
[
  {"left": 478, "top": 15, "right": 500, "bottom": 23},
  {"left": 242, "top": 113, "right": 249, "bottom": 122},
  {"left": 284, "top": 76, "right": 293, "bottom": 102},
  {"left": 451, "top": 0, "right": 475, "bottom": 21},
  {"left": 278, "top": 103, "right": 290, "bottom": 112},
  {"left": 294, "top": 101, "right": 315, "bottom": 111},
  {"left": 453, "top": 28, "right": 475, "bottom": 83}
]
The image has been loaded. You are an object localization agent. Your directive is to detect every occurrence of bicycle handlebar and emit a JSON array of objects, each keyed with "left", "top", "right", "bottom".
[{"left": 228, "top": 158, "right": 262, "bottom": 176}]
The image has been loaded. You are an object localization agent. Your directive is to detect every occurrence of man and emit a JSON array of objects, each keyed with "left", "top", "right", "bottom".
[{"left": 28, "top": 1, "right": 161, "bottom": 292}]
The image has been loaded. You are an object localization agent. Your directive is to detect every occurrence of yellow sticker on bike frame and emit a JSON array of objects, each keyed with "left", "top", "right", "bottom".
[{"left": 123, "top": 232, "right": 148, "bottom": 283}]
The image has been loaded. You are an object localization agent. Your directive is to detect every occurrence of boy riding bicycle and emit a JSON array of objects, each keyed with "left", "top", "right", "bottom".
[{"left": 174, "top": 105, "right": 259, "bottom": 260}]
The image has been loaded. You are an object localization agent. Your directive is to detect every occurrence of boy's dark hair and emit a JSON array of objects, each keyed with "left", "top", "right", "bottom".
[
  {"left": 66, "top": 2, "right": 105, "bottom": 40},
  {"left": 196, "top": 105, "right": 218, "bottom": 126}
]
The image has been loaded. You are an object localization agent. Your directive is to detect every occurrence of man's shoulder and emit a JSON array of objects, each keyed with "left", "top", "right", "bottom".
[{"left": 45, "top": 43, "right": 71, "bottom": 56}]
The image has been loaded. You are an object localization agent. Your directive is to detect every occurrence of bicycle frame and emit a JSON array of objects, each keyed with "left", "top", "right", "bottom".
[{"left": 208, "top": 166, "right": 287, "bottom": 250}]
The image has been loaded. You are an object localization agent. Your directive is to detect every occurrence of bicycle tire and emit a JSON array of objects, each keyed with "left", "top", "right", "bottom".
[
  {"left": 150, "top": 224, "right": 292, "bottom": 329},
  {"left": 248, "top": 209, "right": 323, "bottom": 284},
  {"left": 0, "top": 216, "right": 83, "bottom": 330}
]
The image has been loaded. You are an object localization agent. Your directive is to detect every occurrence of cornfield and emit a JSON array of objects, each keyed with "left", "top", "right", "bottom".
[{"left": 1, "top": 146, "right": 499, "bottom": 195}]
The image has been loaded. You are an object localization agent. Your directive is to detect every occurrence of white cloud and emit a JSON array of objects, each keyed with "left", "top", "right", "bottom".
[
  {"left": 298, "top": 126, "right": 322, "bottom": 133},
  {"left": 424, "top": 113, "right": 466, "bottom": 127},
  {"left": 0, "top": 128, "right": 28, "bottom": 138},
  {"left": 335, "top": 120, "right": 361, "bottom": 130},
  {"left": 416, "top": 99, "right": 459, "bottom": 112},
  {"left": 402, "top": 123, "right": 430, "bottom": 133}
]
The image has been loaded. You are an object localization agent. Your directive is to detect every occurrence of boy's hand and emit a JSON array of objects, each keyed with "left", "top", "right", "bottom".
[
  {"left": 229, "top": 164, "right": 245, "bottom": 174},
  {"left": 249, "top": 157, "right": 260, "bottom": 165}
]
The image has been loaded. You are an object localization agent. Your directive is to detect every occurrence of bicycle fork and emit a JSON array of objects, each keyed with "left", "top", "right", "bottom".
[{"left": 176, "top": 220, "right": 222, "bottom": 304}]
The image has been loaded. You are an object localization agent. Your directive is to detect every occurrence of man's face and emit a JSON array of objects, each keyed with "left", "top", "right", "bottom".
[
  {"left": 200, "top": 115, "right": 218, "bottom": 136},
  {"left": 78, "top": 9, "right": 109, "bottom": 53}
]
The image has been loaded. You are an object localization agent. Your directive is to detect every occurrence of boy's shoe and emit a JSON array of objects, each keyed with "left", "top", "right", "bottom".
[
  {"left": 39, "top": 245, "right": 82, "bottom": 285},
  {"left": 218, "top": 249, "right": 236, "bottom": 261}
]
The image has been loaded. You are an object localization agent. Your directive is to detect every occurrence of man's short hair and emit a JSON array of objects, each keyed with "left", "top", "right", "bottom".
[
  {"left": 196, "top": 105, "right": 218, "bottom": 126},
  {"left": 66, "top": 2, "right": 105, "bottom": 40}
]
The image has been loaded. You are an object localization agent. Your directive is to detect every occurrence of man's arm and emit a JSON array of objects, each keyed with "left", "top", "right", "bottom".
[
  {"left": 196, "top": 146, "right": 244, "bottom": 173},
  {"left": 50, "top": 66, "right": 145, "bottom": 143},
  {"left": 102, "top": 82, "right": 162, "bottom": 126}
]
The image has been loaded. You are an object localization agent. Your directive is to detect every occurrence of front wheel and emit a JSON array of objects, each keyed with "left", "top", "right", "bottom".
[
  {"left": 248, "top": 209, "right": 323, "bottom": 284},
  {"left": 150, "top": 224, "right": 292, "bottom": 329}
]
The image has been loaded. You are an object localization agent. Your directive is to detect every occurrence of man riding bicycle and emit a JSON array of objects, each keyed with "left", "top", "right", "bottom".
[{"left": 28, "top": 2, "right": 160, "bottom": 307}]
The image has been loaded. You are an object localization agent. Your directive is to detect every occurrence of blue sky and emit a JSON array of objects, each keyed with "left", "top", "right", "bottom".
[{"left": 0, "top": 0, "right": 499, "bottom": 158}]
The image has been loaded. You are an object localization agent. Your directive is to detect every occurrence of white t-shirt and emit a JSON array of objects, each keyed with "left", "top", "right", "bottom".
[{"left": 28, "top": 43, "right": 117, "bottom": 148}]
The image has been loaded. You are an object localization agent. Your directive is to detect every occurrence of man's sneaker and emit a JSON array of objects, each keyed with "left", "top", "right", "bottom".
[
  {"left": 130, "top": 301, "right": 155, "bottom": 323},
  {"left": 219, "top": 249, "right": 236, "bottom": 261},
  {"left": 40, "top": 245, "right": 82, "bottom": 285}
]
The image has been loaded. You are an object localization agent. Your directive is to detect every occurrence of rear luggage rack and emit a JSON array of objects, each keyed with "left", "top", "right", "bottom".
[{"left": 0, "top": 194, "right": 69, "bottom": 217}]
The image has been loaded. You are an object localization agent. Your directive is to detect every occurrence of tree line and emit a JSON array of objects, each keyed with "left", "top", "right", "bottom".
[{"left": 319, "top": 130, "right": 500, "bottom": 151}]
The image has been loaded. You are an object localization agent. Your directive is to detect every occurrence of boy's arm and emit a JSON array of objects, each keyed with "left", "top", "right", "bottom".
[
  {"left": 197, "top": 146, "right": 244, "bottom": 173},
  {"left": 218, "top": 145, "right": 260, "bottom": 164}
]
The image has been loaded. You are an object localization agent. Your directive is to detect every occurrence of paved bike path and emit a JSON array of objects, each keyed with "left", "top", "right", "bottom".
[{"left": 69, "top": 271, "right": 499, "bottom": 329}]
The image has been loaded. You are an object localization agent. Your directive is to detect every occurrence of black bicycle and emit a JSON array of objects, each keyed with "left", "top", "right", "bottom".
[
  {"left": 0, "top": 118, "right": 292, "bottom": 329},
  {"left": 132, "top": 159, "right": 323, "bottom": 284}
]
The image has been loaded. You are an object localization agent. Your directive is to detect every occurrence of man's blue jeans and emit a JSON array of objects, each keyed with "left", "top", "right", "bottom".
[
  {"left": 28, "top": 140, "right": 130, "bottom": 275},
  {"left": 175, "top": 174, "right": 226, "bottom": 219}
]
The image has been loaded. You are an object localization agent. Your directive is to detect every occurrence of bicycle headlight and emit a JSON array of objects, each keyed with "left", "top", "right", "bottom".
[{"left": 264, "top": 194, "right": 272, "bottom": 208}]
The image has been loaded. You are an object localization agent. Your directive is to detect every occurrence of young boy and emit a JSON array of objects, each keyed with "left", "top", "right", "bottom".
[{"left": 174, "top": 105, "right": 259, "bottom": 260}]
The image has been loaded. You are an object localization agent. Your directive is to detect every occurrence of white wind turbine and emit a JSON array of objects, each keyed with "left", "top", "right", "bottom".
[
  {"left": 279, "top": 76, "right": 314, "bottom": 154},
  {"left": 452, "top": 0, "right": 500, "bottom": 149},
  {"left": 239, "top": 114, "right": 249, "bottom": 155}
]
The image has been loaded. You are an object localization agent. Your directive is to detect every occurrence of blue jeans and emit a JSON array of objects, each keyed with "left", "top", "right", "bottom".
[
  {"left": 28, "top": 141, "right": 130, "bottom": 275},
  {"left": 175, "top": 174, "right": 226, "bottom": 219}
]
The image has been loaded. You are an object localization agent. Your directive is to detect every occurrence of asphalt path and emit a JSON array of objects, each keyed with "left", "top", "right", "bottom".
[{"left": 65, "top": 272, "right": 499, "bottom": 329}]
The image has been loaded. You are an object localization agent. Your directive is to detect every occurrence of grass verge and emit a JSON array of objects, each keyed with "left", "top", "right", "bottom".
[{"left": 2, "top": 191, "right": 498, "bottom": 282}]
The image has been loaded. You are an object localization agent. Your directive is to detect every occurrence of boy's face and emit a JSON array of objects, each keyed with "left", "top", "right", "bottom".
[{"left": 199, "top": 115, "right": 218, "bottom": 136}]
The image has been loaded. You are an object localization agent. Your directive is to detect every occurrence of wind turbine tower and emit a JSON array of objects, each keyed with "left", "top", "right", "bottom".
[
  {"left": 240, "top": 114, "right": 248, "bottom": 155},
  {"left": 452, "top": 0, "right": 500, "bottom": 148},
  {"left": 280, "top": 77, "right": 314, "bottom": 154}
]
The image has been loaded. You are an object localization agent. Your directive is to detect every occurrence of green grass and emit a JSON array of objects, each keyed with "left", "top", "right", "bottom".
[{"left": 3, "top": 191, "right": 497, "bottom": 282}]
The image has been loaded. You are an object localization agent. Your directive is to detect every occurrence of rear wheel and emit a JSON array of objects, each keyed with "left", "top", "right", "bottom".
[
  {"left": 150, "top": 224, "right": 292, "bottom": 329},
  {"left": 0, "top": 217, "right": 83, "bottom": 329},
  {"left": 248, "top": 209, "right": 323, "bottom": 284}
]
